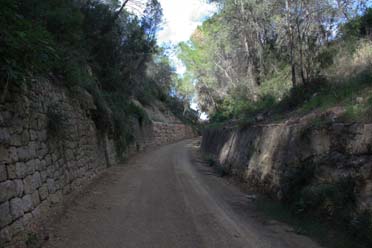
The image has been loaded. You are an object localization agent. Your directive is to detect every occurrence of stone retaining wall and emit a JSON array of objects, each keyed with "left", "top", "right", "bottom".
[
  {"left": 0, "top": 79, "right": 195, "bottom": 247},
  {"left": 128, "top": 121, "right": 196, "bottom": 155},
  {"left": 0, "top": 80, "right": 116, "bottom": 247},
  {"left": 150, "top": 121, "right": 195, "bottom": 146}
]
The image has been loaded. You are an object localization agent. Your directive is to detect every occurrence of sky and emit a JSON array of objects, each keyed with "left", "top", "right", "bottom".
[
  {"left": 157, "top": 0, "right": 217, "bottom": 44},
  {"left": 157, "top": 0, "right": 217, "bottom": 76}
]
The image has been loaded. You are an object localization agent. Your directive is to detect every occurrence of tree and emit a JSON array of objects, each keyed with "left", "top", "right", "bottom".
[{"left": 278, "top": 0, "right": 369, "bottom": 86}]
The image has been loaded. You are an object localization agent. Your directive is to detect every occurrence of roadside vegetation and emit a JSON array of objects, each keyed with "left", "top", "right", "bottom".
[
  {"left": 277, "top": 163, "right": 372, "bottom": 248},
  {"left": 255, "top": 195, "right": 372, "bottom": 248}
]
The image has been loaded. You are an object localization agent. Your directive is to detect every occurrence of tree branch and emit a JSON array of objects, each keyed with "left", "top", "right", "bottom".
[
  {"left": 113, "top": 0, "right": 130, "bottom": 21},
  {"left": 99, "top": 0, "right": 130, "bottom": 36}
]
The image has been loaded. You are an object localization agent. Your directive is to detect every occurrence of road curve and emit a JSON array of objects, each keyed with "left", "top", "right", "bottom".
[{"left": 44, "top": 139, "right": 321, "bottom": 248}]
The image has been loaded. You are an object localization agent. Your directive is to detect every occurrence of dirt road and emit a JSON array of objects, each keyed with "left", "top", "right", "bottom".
[{"left": 44, "top": 139, "right": 321, "bottom": 248}]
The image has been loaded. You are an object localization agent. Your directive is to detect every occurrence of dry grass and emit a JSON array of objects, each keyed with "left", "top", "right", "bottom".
[{"left": 325, "top": 40, "right": 372, "bottom": 80}]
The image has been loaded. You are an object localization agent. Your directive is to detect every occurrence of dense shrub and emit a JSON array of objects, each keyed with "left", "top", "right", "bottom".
[
  {"left": 296, "top": 178, "right": 356, "bottom": 218},
  {"left": 280, "top": 163, "right": 316, "bottom": 204},
  {"left": 0, "top": 1, "right": 58, "bottom": 83},
  {"left": 279, "top": 161, "right": 372, "bottom": 246},
  {"left": 351, "top": 210, "right": 372, "bottom": 246},
  {"left": 47, "top": 103, "right": 66, "bottom": 136},
  {"left": 342, "top": 8, "right": 372, "bottom": 39}
]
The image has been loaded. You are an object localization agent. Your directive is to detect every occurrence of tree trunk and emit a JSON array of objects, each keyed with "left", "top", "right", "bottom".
[
  {"left": 286, "top": 0, "right": 297, "bottom": 87},
  {"left": 100, "top": 0, "right": 130, "bottom": 36},
  {"left": 112, "top": 0, "right": 130, "bottom": 22},
  {"left": 296, "top": 20, "right": 306, "bottom": 85}
]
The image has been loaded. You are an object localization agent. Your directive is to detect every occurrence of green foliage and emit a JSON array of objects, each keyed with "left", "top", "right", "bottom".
[
  {"left": 209, "top": 60, "right": 372, "bottom": 124},
  {"left": 215, "top": 163, "right": 228, "bottom": 177},
  {"left": 351, "top": 211, "right": 372, "bottom": 246},
  {"left": 274, "top": 161, "right": 372, "bottom": 247},
  {"left": 280, "top": 164, "right": 357, "bottom": 220},
  {"left": 260, "top": 66, "right": 292, "bottom": 100},
  {"left": 209, "top": 94, "right": 277, "bottom": 123},
  {"left": 164, "top": 96, "right": 199, "bottom": 127},
  {"left": 255, "top": 195, "right": 370, "bottom": 248},
  {"left": 88, "top": 87, "right": 113, "bottom": 132},
  {"left": 296, "top": 178, "right": 356, "bottom": 219},
  {"left": 177, "top": 15, "right": 232, "bottom": 114},
  {"left": 61, "top": 53, "right": 94, "bottom": 89},
  {"left": 0, "top": 0, "right": 58, "bottom": 83},
  {"left": 341, "top": 8, "right": 372, "bottom": 39},
  {"left": 280, "top": 163, "right": 316, "bottom": 204},
  {"left": 100, "top": 91, "right": 152, "bottom": 160},
  {"left": 136, "top": 87, "right": 156, "bottom": 106},
  {"left": 0, "top": 0, "right": 95, "bottom": 91},
  {"left": 203, "top": 154, "right": 227, "bottom": 177},
  {"left": 278, "top": 80, "right": 329, "bottom": 112},
  {"left": 276, "top": 159, "right": 372, "bottom": 247},
  {"left": 47, "top": 103, "right": 66, "bottom": 136},
  {"left": 207, "top": 158, "right": 216, "bottom": 167},
  {"left": 127, "top": 103, "right": 150, "bottom": 127},
  {"left": 25, "top": 232, "right": 40, "bottom": 248},
  {"left": 298, "top": 69, "right": 372, "bottom": 119},
  {"left": 103, "top": 94, "right": 136, "bottom": 158}
]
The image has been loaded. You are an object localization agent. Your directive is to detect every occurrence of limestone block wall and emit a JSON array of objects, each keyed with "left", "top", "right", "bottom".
[
  {"left": 129, "top": 121, "right": 196, "bottom": 154},
  {"left": 151, "top": 122, "right": 195, "bottom": 146},
  {"left": 0, "top": 80, "right": 116, "bottom": 247}
]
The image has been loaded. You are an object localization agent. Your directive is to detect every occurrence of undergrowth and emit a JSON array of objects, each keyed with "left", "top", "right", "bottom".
[
  {"left": 47, "top": 103, "right": 66, "bottom": 136},
  {"left": 204, "top": 154, "right": 228, "bottom": 177},
  {"left": 273, "top": 163, "right": 372, "bottom": 248},
  {"left": 255, "top": 196, "right": 372, "bottom": 248},
  {"left": 25, "top": 232, "right": 41, "bottom": 248},
  {"left": 207, "top": 39, "right": 372, "bottom": 127}
]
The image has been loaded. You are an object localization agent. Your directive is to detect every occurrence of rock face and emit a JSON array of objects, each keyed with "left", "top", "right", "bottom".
[
  {"left": 127, "top": 100, "right": 196, "bottom": 155},
  {"left": 0, "top": 80, "right": 194, "bottom": 247},
  {"left": 202, "top": 122, "right": 372, "bottom": 211}
]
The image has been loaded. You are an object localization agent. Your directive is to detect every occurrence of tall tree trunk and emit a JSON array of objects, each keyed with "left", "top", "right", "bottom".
[
  {"left": 100, "top": 0, "right": 130, "bottom": 36},
  {"left": 296, "top": 20, "right": 306, "bottom": 85},
  {"left": 286, "top": 0, "right": 297, "bottom": 87},
  {"left": 112, "top": 0, "right": 130, "bottom": 22},
  {"left": 290, "top": 46, "right": 297, "bottom": 87}
]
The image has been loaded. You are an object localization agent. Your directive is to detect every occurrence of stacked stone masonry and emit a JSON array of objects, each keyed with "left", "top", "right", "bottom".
[
  {"left": 0, "top": 80, "right": 114, "bottom": 247},
  {"left": 150, "top": 122, "right": 195, "bottom": 147},
  {"left": 0, "top": 80, "right": 194, "bottom": 247},
  {"left": 128, "top": 121, "right": 195, "bottom": 155}
]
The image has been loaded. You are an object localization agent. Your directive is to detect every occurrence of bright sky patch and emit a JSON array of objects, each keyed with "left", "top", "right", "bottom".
[{"left": 157, "top": 0, "right": 217, "bottom": 44}]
